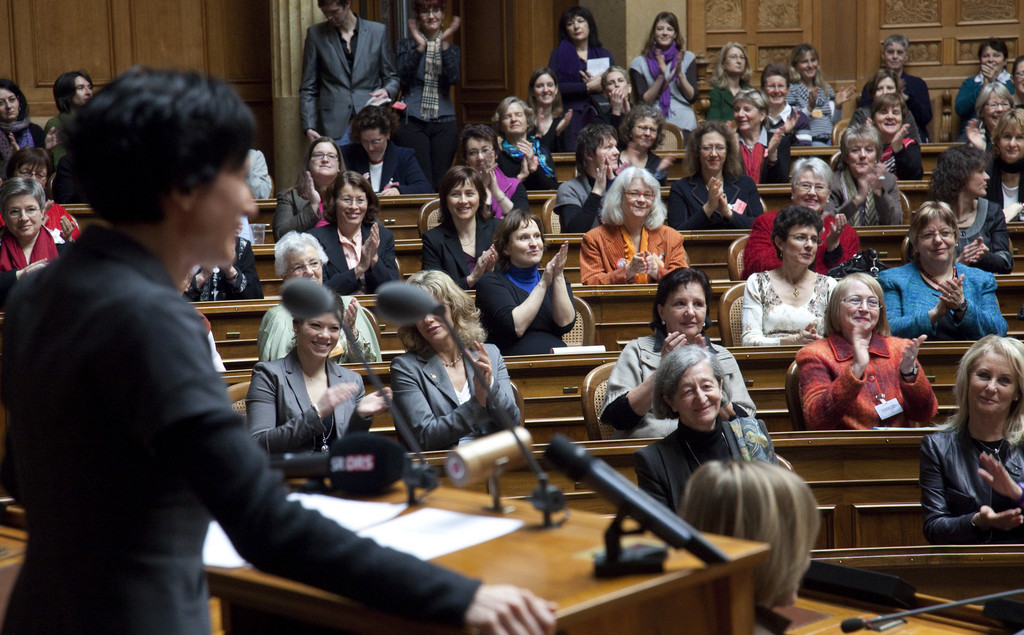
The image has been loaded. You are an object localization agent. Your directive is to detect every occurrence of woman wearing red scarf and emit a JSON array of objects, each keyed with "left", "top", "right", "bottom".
[
  {"left": 732, "top": 88, "right": 791, "bottom": 185},
  {"left": 0, "top": 178, "right": 64, "bottom": 306}
]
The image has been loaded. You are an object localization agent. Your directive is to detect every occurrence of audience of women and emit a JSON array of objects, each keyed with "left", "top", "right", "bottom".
[
  {"left": 618, "top": 104, "right": 672, "bottom": 186},
  {"left": 761, "top": 62, "right": 811, "bottom": 146},
  {"left": 628, "top": 11, "right": 697, "bottom": 136},
  {"left": 955, "top": 37, "right": 1014, "bottom": 133},
  {"left": 921, "top": 335, "right": 1024, "bottom": 544},
  {"left": 422, "top": 166, "right": 498, "bottom": 289},
  {"left": 460, "top": 124, "right": 528, "bottom": 218},
  {"left": 787, "top": 44, "right": 856, "bottom": 145},
  {"left": 43, "top": 70, "right": 93, "bottom": 168},
  {"left": 475, "top": 209, "right": 575, "bottom": 356},
  {"left": 183, "top": 219, "right": 262, "bottom": 301},
  {"left": 257, "top": 232, "right": 379, "bottom": 364},
  {"left": 310, "top": 171, "right": 399, "bottom": 294},
  {"left": 742, "top": 205, "right": 837, "bottom": 346},
  {"left": 986, "top": 109, "right": 1024, "bottom": 222},
  {"left": 394, "top": 0, "right": 461, "bottom": 191},
  {"left": 5, "top": 148, "right": 80, "bottom": 241},
  {"left": 391, "top": 270, "right": 520, "bottom": 450},
  {"left": 680, "top": 461, "right": 819, "bottom": 633},
  {"left": 744, "top": 157, "right": 861, "bottom": 276},
  {"left": 273, "top": 136, "right": 343, "bottom": 240},
  {"left": 796, "top": 273, "right": 937, "bottom": 430},
  {"left": 0, "top": 178, "right": 65, "bottom": 306},
  {"left": 930, "top": 144, "right": 1012, "bottom": 274},
  {"left": 554, "top": 123, "right": 619, "bottom": 232},
  {"left": 668, "top": 120, "right": 763, "bottom": 230},
  {"left": 634, "top": 346, "right": 777, "bottom": 512},
  {"left": 879, "top": 202, "right": 1007, "bottom": 340},
  {"left": 246, "top": 300, "right": 389, "bottom": 453},
  {"left": 528, "top": 67, "right": 572, "bottom": 154},
  {"left": 0, "top": 79, "right": 49, "bottom": 176},
  {"left": 492, "top": 96, "right": 558, "bottom": 191},
  {"left": 603, "top": 267, "right": 755, "bottom": 439},
  {"left": 964, "top": 83, "right": 1013, "bottom": 152},
  {"left": 850, "top": 69, "right": 922, "bottom": 145},
  {"left": 548, "top": 6, "right": 613, "bottom": 146},
  {"left": 580, "top": 166, "right": 687, "bottom": 285},
  {"left": 859, "top": 34, "right": 933, "bottom": 142},
  {"left": 829, "top": 124, "right": 902, "bottom": 226},
  {"left": 870, "top": 93, "right": 923, "bottom": 180},
  {"left": 706, "top": 43, "right": 751, "bottom": 122},
  {"left": 341, "top": 105, "right": 431, "bottom": 196},
  {"left": 732, "top": 88, "right": 791, "bottom": 185}
]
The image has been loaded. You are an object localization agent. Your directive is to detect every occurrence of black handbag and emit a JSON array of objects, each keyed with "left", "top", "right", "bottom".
[{"left": 827, "top": 248, "right": 887, "bottom": 279}]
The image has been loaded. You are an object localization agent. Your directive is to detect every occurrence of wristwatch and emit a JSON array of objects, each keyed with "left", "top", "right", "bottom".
[
  {"left": 956, "top": 299, "right": 968, "bottom": 313},
  {"left": 900, "top": 365, "right": 918, "bottom": 379}
]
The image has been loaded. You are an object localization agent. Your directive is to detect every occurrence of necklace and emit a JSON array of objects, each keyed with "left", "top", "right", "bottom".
[
  {"left": 319, "top": 413, "right": 336, "bottom": 453},
  {"left": 441, "top": 353, "right": 463, "bottom": 368},
  {"left": 973, "top": 436, "right": 1006, "bottom": 460},
  {"left": 780, "top": 270, "right": 809, "bottom": 297},
  {"left": 921, "top": 264, "right": 957, "bottom": 288},
  {"left": 681, "top": 428, "right": 729, "bottom": 468}
]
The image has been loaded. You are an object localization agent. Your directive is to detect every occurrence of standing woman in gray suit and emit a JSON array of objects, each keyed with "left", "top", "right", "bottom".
[
  {"left": 247, "top": 300, "right": 390, "bottom": 453},
  {"left": 394, "top": 0, "right": 461, "bottom": 191},
  {"left": 390, "top": 270, "right": 520, "bottom": 451}
]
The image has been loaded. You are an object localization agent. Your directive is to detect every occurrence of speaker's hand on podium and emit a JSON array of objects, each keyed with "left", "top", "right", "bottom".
[{"left": 465, "top": 584, "right": 556, "bottom": 635}]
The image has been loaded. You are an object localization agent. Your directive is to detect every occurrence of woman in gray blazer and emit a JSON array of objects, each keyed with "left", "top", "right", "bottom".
[
  {"left": 390, "top": 270, "right": 520, "bottom": 450},
  {"left": 247, "top": 303, "right": 389, "bottom": 453},
  {"left": 272, "top": 137, "right": 344, "bottom": 240}
]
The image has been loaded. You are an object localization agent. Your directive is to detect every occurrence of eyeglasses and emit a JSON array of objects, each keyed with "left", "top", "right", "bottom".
[
  {"left": 361, "top": 137, "right": 386, "bottom": 147},
  {"left": 986, "top": 101, "right": 1011, "bottom": 111},
  {"left": 15, "top": 169, "right": 47, "bottom": 180},
  {"left": 5, "top": 206, "right": 40, "bottom": 219},
  {"left": 288, "top": 259, "right": 322, "bottom": 275},
  {"left": 340, "top": 197, "right": 367, "bottom": 206},
  {"left": 625, "top": 191, "right": 655, "bottom": 201},
  {"left": 311, "top": 152, "right": 339, "bottom": 161},
  {"left": 465, "top": 148, "right": 494, "bottom": 158},
  {"left": 634, "top": 125, "right": 658, "bottom": 134},
  {"left": 841, "top": 296, "right": 881, "bottom": 309},
  {"left": 919, "top": 229, "right": 955, "bottom": 242},
  {"left": 420, "top": 6, "right": 442, "bottom": 15},
  {"left": 1014, "top": 72, "right": 1024, "bottom": 79},
  {"left": 787, "top": 233, "right": 819, "bottom": 244},
  {"left": 795, "top": 182, "right": 829, "bottom": 194},
  {"left": 699, "top": 145, "right": 726, "bottom": 154}
]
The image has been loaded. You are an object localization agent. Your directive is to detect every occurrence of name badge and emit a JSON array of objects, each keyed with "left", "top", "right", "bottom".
[
  {"left": 875, "top": 398, "right": 903, "bottom": 420},
  {"left": 733, "top": 199, "right": 747, "bottom": 215},
  {"left": 811, "top": 108, "right": 824, "bottom": 118}
]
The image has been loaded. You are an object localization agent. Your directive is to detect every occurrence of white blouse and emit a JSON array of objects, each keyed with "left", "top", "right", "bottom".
[{"left": 741, "top": 271, "right": 836, "bottom": 346}]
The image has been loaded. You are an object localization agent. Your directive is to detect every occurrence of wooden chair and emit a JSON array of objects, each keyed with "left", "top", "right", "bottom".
[
  {"left": 509, "top": 380, "right": 526, "bottom": 427},
  {"left": 899, "top": 191, "right": 911, "bottom": 224},
  {"left": 831, "top": 119, "right": 849, "bottom": 146},
  {"left": 541, "top": 196, "right": 560, "bottom": 234},
  {"left": 784, "top": 361, "right": 807, "bottom": 431},
  {"left": 226, "top": 381, "right": 250, "bottom": 416},
  {"left": 582, "top": 362, "right": 616, "bottom": 441},
  {"left": 716, "top": 283, "right": 746, "bottom": 348},
  {"left": 727, "top": 235, "right": 748, "bottom": 281},
  {"left": 658, "top": 122, "right": 685, "bottom": 152},
  {"left": 564, "top": 296, "right": 596, "bottom": 347},
  {"left": 417, "top": 199, "right": 442, "bottom": 235},
  {"left": 828, "top": 151, "right": 841, "bottom": 171},
  {"left": 394, "top": 257, "right": 403, "bottom": 280}
]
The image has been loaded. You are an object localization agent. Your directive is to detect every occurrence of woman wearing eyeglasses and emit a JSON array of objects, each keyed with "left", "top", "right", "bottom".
[
  {"left": 580, "top": 166, "right": 687, "bottom": 285},
  {"left": 273, "top": 136, "right": 344, "bottom": 240},
  {"left": 796, "top": 273, "right": 937, "bottom": 430},
  {"left": 492, "top": 96, "right": 558, "bottom": 191},
  {"left": 341, "top": 105, "right": 431, "bottom": 196}
]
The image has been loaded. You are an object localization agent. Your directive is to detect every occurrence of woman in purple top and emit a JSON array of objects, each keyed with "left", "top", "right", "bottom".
[{"left": 548, "top": 6, "right": 614, "bottom": 147}]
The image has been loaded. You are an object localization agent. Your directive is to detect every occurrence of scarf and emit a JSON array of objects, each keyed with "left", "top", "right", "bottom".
[
  {"left": 739, "top": 142, "right": 765, "bottom": 184},
  {"left": 505, "top": 264, "right": 541, "bottom": 294},
  {"left": 646, "top": 44, "right": 680, "bottom": 117},
  {"left": 620, "top": 225, "right": 650, "bottom": 283},
  {"left": 501, "top": 137, "right": 554, "bottom": 177},
  {"left": 0, "top": 116, "right": 32, "bottom": 161},
  {"left": 0, "top": 225, "right": 58, "bottom": 273},
  {"left": 881, "top": 138, "right": 914, "bottom": 174},
  {"left": 420, "top": 31, "right": 442, "bottom": 120},
  {"left": 555, "top": 39, "right": 584, "bottom": 81},
  {"left": 841, "top": 169, "right": 877, "bottom": 226},
  {"left": 996, "top": 156, "right": 1024, "bottom": 174}
]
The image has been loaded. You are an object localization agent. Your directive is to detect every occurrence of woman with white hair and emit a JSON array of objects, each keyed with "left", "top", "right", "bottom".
[
  {"left": 634, "top": 345, "right": 777, "bottom": 512},
  {"left": 580, "top": 165, "right": 687, "bottom": 284},
  {"left": 256, "top": 231, "right": 380, "bottom": 363}
]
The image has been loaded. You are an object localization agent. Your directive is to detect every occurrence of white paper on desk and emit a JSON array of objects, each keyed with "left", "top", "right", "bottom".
[
  {"left": 358, "top": 508, "right": 522, "bottom": 561},
  {"left": 202, "top": 494, "right": 407, "bottom": 568},
  {"left": 587, "top": 57, "right": 610, "bottom": 77}
]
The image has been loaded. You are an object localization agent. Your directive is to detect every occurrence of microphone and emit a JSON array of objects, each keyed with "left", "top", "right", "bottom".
[
  {"left": 445, "top": 427, "right": 533, "bottom": 488},
  {"left": 840, "top": 588, "right": 1024, "bottom": 632},
  {"left": 544, "top": 434, "right": 728, "bottom": 565},
  {"left": 375, "top": 281, "right": 443, "bottom": 326},
  {"left": 271, "top": 433, "right": 407, "bottom": 496},
  {"left": 280, "top": 276, "right": 335, "bottom": 319}
]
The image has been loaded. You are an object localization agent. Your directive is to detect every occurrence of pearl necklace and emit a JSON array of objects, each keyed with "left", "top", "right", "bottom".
[{"left": 441, "top": 353, "right": 463, "bottom": 368}]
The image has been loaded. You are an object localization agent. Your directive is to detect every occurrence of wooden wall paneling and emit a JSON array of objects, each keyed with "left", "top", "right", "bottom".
[
  {"left": 851, "top": 503, "right": 926, "bottom": 548},
  {"left": 127, "top": 0, "right": 207, "bottom": 72},
  {"left": 457, "top": 0, "right": 513, "bottom": 124}
]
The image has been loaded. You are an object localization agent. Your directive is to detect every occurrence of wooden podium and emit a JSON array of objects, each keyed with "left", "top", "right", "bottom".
[{"left": 206, "top": 487, "right": 769, "bottom": 635}]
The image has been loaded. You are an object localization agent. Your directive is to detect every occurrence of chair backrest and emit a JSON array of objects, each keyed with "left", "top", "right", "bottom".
[
  {"left": 828, "top": 151, "right": 841, "bottom": 171},
  {"left": 831, "top": 119, "right": 849, "bottom": 146},
  {"left": 658, "top": 122, "right": 685, "bottom": 152},
  {"left": 564, "top": 296, "right": 596, "bottom": 347},
  {"left": 542, "top": 195, "right": 560, "bottom": 234},
  {"left": 418, "top": 199, "right": 442, "bottom": 234},
  {"left": 394, "top": 257, "right": 403, "bottom": 280},
  {"left": 716, "top": 282, "right": 746, "bottom": 348},
  {"left": 901, "top": 235, "right": 911, "bottom": 264},
  {"left": 509, "top": 380, "right": 526, "bottom": 427},
  {"left": 582, "top": 362, "right": 616, "bottom": 440},
  {"left": 727, "top": 235, "right": 749, "bottom": 281},
  {"left": 899, "top": 191, "right": 911, "bottom": 224},
  {"left": 784, "top": 361, "right": 807, "bottom": 431},
  {"left": 227, "top": 381, "right": 250, "bottom": 416}
]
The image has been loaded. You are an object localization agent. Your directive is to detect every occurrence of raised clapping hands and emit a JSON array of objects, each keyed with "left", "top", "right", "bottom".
[
  {"left": 541, "top": 242, "right": 568, "bottom": 286},
  {"left": 899, "top": 334, "right": 927, "bottom": 375},
  {"left": 825, "top": 214, "right": 847, "bottom": 252},
  {"left": 849, "top": 322, "right": 874, "bottom": 379},
  {"left": 790, "top": 322, "right": 821, "bottom": 345},
  {"left": 302, "top": 171, "right": 322, "bottom": 208},
  {"left": 355, "top": 223, "right": 380, "bottom": 277},
  {"left": 957, "top": 237, "right": 989, "bottom": 266},
  {"left": 555, "top": 109, "right": 573, "bottom": 135},
  {"left": 835, "top": 85, "right": 857, "bottom": 105},
  {"left": 44, "top": 127, "right": 60, "bottom": 151},
  {"left": 855, "top": 163, "right": 886, "bottom": 204},
  {"left": 890, "top": 122, "right": 910, "bottom": 152},
  {"left": 965, "top": 119, "right": 985, "bottom": 151},
  {"left": 466, "top": 342, "right": 494, "bottom": 406},
  {"left": 467, "top": 246, "right": 498, "bottom": 288},
  {"left": 934, "top": 272, "right": 966, "bottom": 312},
  {"left": 314, "top": 382, "right": 359, "bottom": 418},
  {"left": 703, "top": 177, "right": 730, "bottom": 219},
  {"left": 975, "top": 453, "right": 1024, "bottom": 531},
  {"left": 782, "top": 110, "right": 800, "bottom": 135},
  {"left": 591, "top": 155, "right": 616, "bottom": 197},
  {"left": 356, "top": 387, "right": 392, "bottom": 417}
]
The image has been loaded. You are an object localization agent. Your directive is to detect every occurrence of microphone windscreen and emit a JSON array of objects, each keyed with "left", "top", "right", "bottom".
[
  {"left": 281, "top": 278, "right": 334, "bottom": 320},
  {"left": 327, "top": 433, "right": 408, "bottom": 496},
  {"left": 445, "top": 428, "right": 533, "bottom": 488},
  {"left": 375, "top": 281, "right": 443, "bottom": 326},
  {"left": 840, "top": 618, "right": 866, "bottom": 633},
  {"left": 270, "top": 451, "right": 329, "bottom": 479},
  {"left": 544, "top": 434, "right": 592, "bottom": 481}
]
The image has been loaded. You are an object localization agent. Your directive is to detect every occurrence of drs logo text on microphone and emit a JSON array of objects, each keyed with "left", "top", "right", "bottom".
[{"left": 330, "top": 454, "right": 376, "bottom": 472}]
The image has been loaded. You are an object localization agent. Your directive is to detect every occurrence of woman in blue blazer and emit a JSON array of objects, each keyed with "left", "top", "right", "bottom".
[{"left": 341, "top": 104, "right": 431, "bottom": 195}]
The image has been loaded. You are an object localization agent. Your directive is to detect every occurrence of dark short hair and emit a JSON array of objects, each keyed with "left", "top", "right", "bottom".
[
  {"left": 294, "top": 136, "right": 344, "bottom": 190},
  {"left": 317, "top": 0, "right": 349, "bottom": 8},
  {"left": 760, "top": 62, "right": 790, "bottom": 89},
  {"left": 66, "top": 68, "right": 253, "bottom": 224},
  {"left": 929, "top": 145, "right": 988, "bottom": 206},
  {"left": 412, "top": 0, "right": 443, "bottom": 14},
  {"left": 460, "top": 124, "right": 499, "bottom": 158},
  {"left": 5, "top": 147, "right": 52, "bottom": 181},
  {"left": 772, "top": 205, "right": 823, "bottom": 259},
  {"left": 864, "top": 68, "right": 900, "bottom": 102},
  {"left": 619, "top": 104, "right": 665, "bottom": 149},
  {"left": 53, "top": 70, "right": 92, "bottom": 114},
  {"left": 558, "top": 6, "right": 602, "bottom": 49},
  {"left": 870, "top": 91, "right": 909, "bottom": 121},
  {"left": 438, "top": 166, "right": 487, "bottom": 229},
  {"left": 0, "top": 79, "right": 28, "bottom": 121},
  {"left": 493, "top": 208, "right": 544, "bottom": 272},
  {"left": 650, "top": 268, "right": 711, "bottom": 334},
  {"left": 323, "top": 171, "right": 380, "bottom": 227},
  {"left": 574, "top": 123, "right": 617, "bottom": 173},
  {"left": 979, "top": 37, "right": 1009, "bottom": 60},
  {"left": 350, "top": 104, "right": 400, "bottom": 138}
]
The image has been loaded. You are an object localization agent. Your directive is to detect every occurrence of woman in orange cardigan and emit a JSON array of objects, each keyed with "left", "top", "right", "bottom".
[
  {"left": 795, "top": 272, "right": 937, "bottom": 430},
  {"left": 580, "top": 166, "right": 687, "bottom": 284}
]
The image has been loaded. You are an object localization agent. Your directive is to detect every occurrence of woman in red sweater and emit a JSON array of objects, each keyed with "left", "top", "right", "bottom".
[{"left": 795, "top": 272, "right": 938, "bottom": 430}]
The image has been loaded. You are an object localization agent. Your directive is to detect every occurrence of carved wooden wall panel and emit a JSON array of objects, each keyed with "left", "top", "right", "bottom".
[{"left": 884, "top": 0, "right": 940, "bottom": 26}]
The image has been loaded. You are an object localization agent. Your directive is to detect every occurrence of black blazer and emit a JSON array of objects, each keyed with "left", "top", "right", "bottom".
[
  {"left": 340, "top": 143, "right": 431, "bottom": 195},
  {"left": 421, "top": 218, "right": 498, "bottom": 289},
  {"left": 309, "top": 221, "right": 398, "bottom": 294},
  {"left": 667, "top": 174, "right": 764, "bottom": 230}
]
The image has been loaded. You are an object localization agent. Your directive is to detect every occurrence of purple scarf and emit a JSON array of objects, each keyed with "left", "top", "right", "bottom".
[
  {"left": 0, "top": 118, "right": 32, "bottom": 161},
  {"left": 555, "top": 39, "right": 583, "bottom": 79},
  {"left": 646, "top": 44, "right": 680, "bottom": 117}
]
